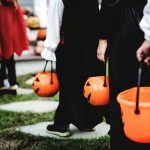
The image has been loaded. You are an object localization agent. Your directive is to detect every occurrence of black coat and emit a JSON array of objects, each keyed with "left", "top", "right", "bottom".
[
  {"left": 99, "top": 0, "right": 150, "bottom": 149},
  {"left": 54, "top": 0, "right": 108, "bottom": 130}
]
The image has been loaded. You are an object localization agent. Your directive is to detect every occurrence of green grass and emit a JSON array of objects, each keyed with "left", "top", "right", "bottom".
[
  {"left": 0, "top": 92, "right": 59, "bottom": 104},
  {"left": 0, "top": 74, "right": 110, "bottom": 150},
  {"left": 0, "top": 130, "right": 110, "bottom": 150},
  {"left": 0, "top": 73, "right": 59, "bottom": 104},
  {"left": 17, "top": 73, "right": 34, "bottom": 89},
  {"left": 0, "top": 110, "right": 55, "bottom": 130},
  {"left": 0, "top": 93, "right": 39, "bottom": 104}
]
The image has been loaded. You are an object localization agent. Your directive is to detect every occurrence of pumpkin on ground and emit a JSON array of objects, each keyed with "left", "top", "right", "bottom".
[
  {"left": 26, "top": 16, "right": 40, "bottom": 29},
  {"left": 37, "top": 28, "right": 47, "bottom": 40}
]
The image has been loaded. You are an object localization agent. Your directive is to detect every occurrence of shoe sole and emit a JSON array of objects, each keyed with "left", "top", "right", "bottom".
[
  {"left": 0, "top": 89, "right": 17, "bottom": 95},
  {"left": 46, "top": 129, "right": 71, "bottom": 137},
  {"left": 79, "top": 128, "right": 96, "bottom": 132},
  {"left": 0, "top": 89, "right": 8, "bottom": 95}
]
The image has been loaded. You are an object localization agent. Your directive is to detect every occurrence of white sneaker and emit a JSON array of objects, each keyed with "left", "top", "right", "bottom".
[
  {"left": 9, "top": 84, "right": 18, "bottom": 90},
  {"left": 3, "top": 79, "right": 10, "bottom": 88},
  {"left": 0, "top": 84, "right": 18, "bottom": 95}
]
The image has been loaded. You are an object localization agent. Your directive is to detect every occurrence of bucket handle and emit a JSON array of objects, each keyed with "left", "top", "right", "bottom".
[
  {"left": 134, "top": 61, "right": 143, "bottom": 114},
  {"left": 43, "top": 60, "right": 54, "bottom": 84},
  {"left": 43, "top": 60, "right": 54, "bottom": 72},
  {"left": 103, "top": 58, "right": 108, "bottom": 87}
]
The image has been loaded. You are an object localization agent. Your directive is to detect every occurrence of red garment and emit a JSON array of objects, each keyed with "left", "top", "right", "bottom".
[
  {"left": 3, "top": 0, "right": 14, "bottom": 2},
  {"left": 0, "top": 3, "right": 29, "bottom": 60},
  {"left": 60, "top": 26, "right": 64, "bottom": 45},
  {"left": 6, "top": 0, "right": 14, "bottom": 2}
]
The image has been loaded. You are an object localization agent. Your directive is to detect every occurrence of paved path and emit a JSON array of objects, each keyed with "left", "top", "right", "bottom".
[
  {"left": 17, "top": 87, "right": 33, "bottom": 95},
  {"left": 16, "top": 121, "right": 110, "bottom": 139},
  {"left": 0, "top": 100, "right": 58, "bottom": 113},
  {"left": 25, "top": 77, "right": 34, "bottom": 85}
]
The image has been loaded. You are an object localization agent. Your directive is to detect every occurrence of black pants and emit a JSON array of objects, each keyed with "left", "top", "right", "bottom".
[
  {"left": 54, "top": 45, "right": 70, "bottom": 126},
  {"left": 108, "top": 6, "right": 150, "bottom": 149},
  {"left": 54, "top": 43, "right": 109, "bottom": 129},
  {"left": 0, "top": 55, "right": 17, "bottom": 86}
]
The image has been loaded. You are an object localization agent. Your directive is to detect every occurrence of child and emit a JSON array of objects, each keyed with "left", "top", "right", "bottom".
[
  {"left": 41, "top": 0, "right": 109, "bottom": 137},
  {"left": 0, "top": 0, "right": 29, "bottom": 95},
  {"left": 97, "top": 0, "right": 150, "bottom": 149}
]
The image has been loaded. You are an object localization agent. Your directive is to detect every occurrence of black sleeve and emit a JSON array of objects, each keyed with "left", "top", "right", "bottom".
[
  {"left": 98, "top": 0, "right": 146, "bottom": 39},
  {"left": 98, "top": 0, "right": 121, "bottom": 39},
  {"left": 104, "top": 0, "right": 146, "bottom": 6},
  {"left": 62, "top": 0, "right": 66, "bottom": 6},
  {"left": 119, "top": 0, "right": 146, "bottom": 6}
]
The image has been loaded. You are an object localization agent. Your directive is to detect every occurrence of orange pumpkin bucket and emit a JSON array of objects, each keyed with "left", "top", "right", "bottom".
[
  {"left": 32, "top": 72, "right": 59, "bottom": 97},
  {"left": 117, "top": 62, "right": 150, "bottom": 143},
  {"left": 32, "top": 60, "right": 59, "bottom": 97},
  {"left": 83, "top": 59, "right": 109, "bottom": 106},
  {"left": 84, "top": 76, "right": 109, "bottom": 106}
]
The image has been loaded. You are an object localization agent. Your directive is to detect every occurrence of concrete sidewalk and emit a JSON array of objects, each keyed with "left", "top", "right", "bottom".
[{"left": 16, "top": 121, "right": 110, "bottom": 139}]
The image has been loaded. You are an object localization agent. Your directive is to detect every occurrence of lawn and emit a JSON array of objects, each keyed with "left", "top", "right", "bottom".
[{"left": 0, "top": 74, "right": 110, "bottom": 150}]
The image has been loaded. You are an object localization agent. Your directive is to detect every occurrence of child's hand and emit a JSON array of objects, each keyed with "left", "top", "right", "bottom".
[
  {"left": 97, "top": 39, "right": 108, "bottom": 62},
  {"left": 137, "top": 40, "right": 150, "bottom": 66}
]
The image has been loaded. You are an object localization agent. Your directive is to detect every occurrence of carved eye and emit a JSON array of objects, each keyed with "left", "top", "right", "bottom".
[{"left": 86, "top": 82, "right": 91, "bottom": 86}]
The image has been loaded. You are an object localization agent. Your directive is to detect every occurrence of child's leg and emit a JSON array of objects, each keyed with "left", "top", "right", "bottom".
[
  {"left": 1, "top": 58, "right": 10, "bottom": 88},
  {"left": 3, "top": 55, "right": 17, "bottom": 86},
  {"left": 1, "top": 59, "right": 7, "bottom": 80},
  {"left": 0, "top": 62, "right": 3, "bottom": 87}
]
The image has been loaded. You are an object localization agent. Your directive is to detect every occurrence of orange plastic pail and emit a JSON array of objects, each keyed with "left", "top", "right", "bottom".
[{"left": 117, "top": 87, "right": 150, "bottom": 143}]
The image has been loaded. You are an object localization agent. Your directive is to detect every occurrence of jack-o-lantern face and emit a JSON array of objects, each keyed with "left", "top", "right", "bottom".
[
  {"left": 32, "top": 72, "right": 59, "bottom": 97},
  {"left": 37, "top": 28, "right": 47, "bottom": 41},
  {"left": 83, "top": 76, "right": 109, "bottom": 106}
]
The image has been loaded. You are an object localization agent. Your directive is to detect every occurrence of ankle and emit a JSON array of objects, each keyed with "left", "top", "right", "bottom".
[{"left": 3, "top": 79, "right": 10, "bottom": 88}]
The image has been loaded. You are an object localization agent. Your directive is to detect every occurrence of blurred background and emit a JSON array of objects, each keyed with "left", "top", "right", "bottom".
[{"left": 15, "top": 0, "right": 50, "bottom": 76}]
